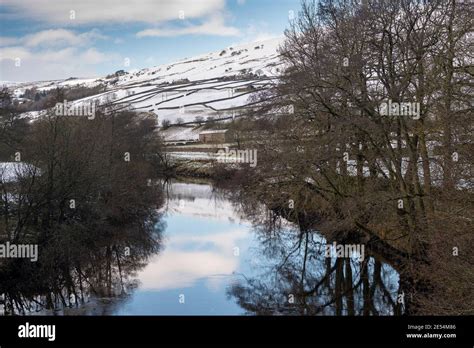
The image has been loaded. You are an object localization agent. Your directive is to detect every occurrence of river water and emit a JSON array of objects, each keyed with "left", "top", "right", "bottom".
[
  {"left": 112, "top": 181, "right": 257, "bottom": 315},
  {"left": 11, "top": 179, "right": 401, "bottom": 316},
  {"left": 97, "top": 180, "right": 401, "bottom": 315}
]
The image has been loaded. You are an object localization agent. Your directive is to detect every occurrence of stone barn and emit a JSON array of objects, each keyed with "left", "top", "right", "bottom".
[{"left": 199, "top": 129, "right": 233, "bottom": 144}]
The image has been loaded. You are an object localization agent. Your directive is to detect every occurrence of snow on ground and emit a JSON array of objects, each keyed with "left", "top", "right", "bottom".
[
  {"left": 167, "top": 152, "right": 215, "bottom": 161},
  {"left": 0, "top": 162, "right": 38, "bottom": 182},
  {"left": 159, "top": 126, "right": 202, "bottom": 142},
  {"left": 6, "top": 38, "right": 285, "bottom": 126}
]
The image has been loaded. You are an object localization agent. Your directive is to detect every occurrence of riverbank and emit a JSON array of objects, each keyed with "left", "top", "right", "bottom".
[{"left": 168, "top": 157, "right": 238, "bottom": 180}]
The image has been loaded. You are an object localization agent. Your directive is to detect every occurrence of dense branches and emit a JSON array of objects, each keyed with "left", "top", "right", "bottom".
[{"left": 242, "top": 0, "right": 473, "bottom": 314}]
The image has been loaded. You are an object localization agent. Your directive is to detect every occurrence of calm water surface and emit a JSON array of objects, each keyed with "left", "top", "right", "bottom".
[
  {"left": 20, "top": 179, "right": 400, "bottom": 316},
  {"left": 113, "top": 181, "right": 256, "bottom": 315},
  {"left": 97, "top": 180, "right": 401, "bottom": 315}
]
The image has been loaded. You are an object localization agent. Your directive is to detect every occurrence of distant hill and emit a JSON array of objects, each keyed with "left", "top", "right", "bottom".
[{"left": 5, "top": 37, "right": 285, "bottom": 126}]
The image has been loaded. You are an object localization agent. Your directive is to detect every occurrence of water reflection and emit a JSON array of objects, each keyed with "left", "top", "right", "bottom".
[
  {"left": 115, "top": 180, "right": 402, "bottom": 315},
  {"left": 228, "top": 229, "right": 401, "bottom": 315},
  {"left": 0, "top": 179, "right": 403, "bottom": 315},
  {"left": 0, "top": 191, "right": 164, "bottom": 315},
  {"left": 226, "top": 183, "right": 403, "bottom": 315},
  {"left": 111, "top": 180, "right": 252, "bottom": 315}
]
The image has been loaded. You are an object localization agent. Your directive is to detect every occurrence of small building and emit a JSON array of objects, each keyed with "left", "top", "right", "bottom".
[{"left": 199, "top": 129, "right": 233, "bottom": 144}]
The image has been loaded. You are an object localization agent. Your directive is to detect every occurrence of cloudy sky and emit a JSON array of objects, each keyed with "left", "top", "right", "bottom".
[{"left": 0, "top": 0, "right": 299, "bottom": 82}]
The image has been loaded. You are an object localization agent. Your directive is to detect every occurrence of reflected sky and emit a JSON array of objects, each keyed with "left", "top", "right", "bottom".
[
  {"left": 109, "top": 180, "right": 400, "bottom": 315},
  {"left": 113, "top": 181, "right": 255, "bottom": 315}
]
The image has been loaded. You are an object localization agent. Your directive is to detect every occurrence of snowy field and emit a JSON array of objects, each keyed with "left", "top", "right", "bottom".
[{"left": 4, "top": 38, "right": 285, "bottom": 128}]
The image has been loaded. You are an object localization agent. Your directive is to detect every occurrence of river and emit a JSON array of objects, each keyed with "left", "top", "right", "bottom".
[
  {"left": 78, "top": 179, "right": 401, "bottom": 315},
  {"left": 3, "top": 179, "right": 402, "bottom": 316}
]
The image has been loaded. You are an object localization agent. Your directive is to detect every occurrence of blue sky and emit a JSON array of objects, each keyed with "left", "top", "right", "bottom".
[{"left": 0, "top": 0, "right": 301, "bottom": 82}]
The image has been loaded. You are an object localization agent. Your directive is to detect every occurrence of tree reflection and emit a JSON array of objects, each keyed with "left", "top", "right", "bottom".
[
  {"left": 228, "top": 208, "right": 402, "bottom": 315},
  {"left": 0, "top": 210, "right": 165, "bottom": 315},
  {"left": 0, "top": 111, "right": 166, "bottom": 315}
]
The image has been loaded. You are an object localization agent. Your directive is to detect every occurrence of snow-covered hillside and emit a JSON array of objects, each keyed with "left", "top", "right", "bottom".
[{"left": 4, "top": 37, "right": 284, "bottom": 125}]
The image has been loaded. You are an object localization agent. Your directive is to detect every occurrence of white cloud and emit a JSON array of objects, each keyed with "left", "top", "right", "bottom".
[
  {"left": 0, "top": 37, "right": 18, "bottom": 47},
  {"left": 232, "top": 22, "right": 281, "bottom": 45},
  {"left": 0, "top": 28, "right": 115, "bottom": 81},
  {"left": 23, "top": 29, "right": 107, "bottom": 47},
  {"left": 0, "top": 1, "right": 244, "bottom": 81},
  {"left": 1, "top": 0, "right": 227, "bottom": 25},
  {"left": 0, "top": 45, "right": 119, "bottom": 82},
  {"left": 138, "top": 228, "right": 248, "bottom": 291},
  {"left": 0, "top": 29, "right": 106, "bottom": 49},
  {"left": 80, "top": 48, "right": 116, "bottom": 64},
  {"left": 35, "top": 47, "right": 77, "bottom": 62},
  {"left": 0, "top": 46, "right": 31, "bottom": 60},
  {"left": 136, "top": 16, "right": 240, "bottom": 38}
]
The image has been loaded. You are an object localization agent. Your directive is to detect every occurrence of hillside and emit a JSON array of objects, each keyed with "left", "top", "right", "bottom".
[{"left": 4, "top": 38, "right": 284, "bottom": 128}]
